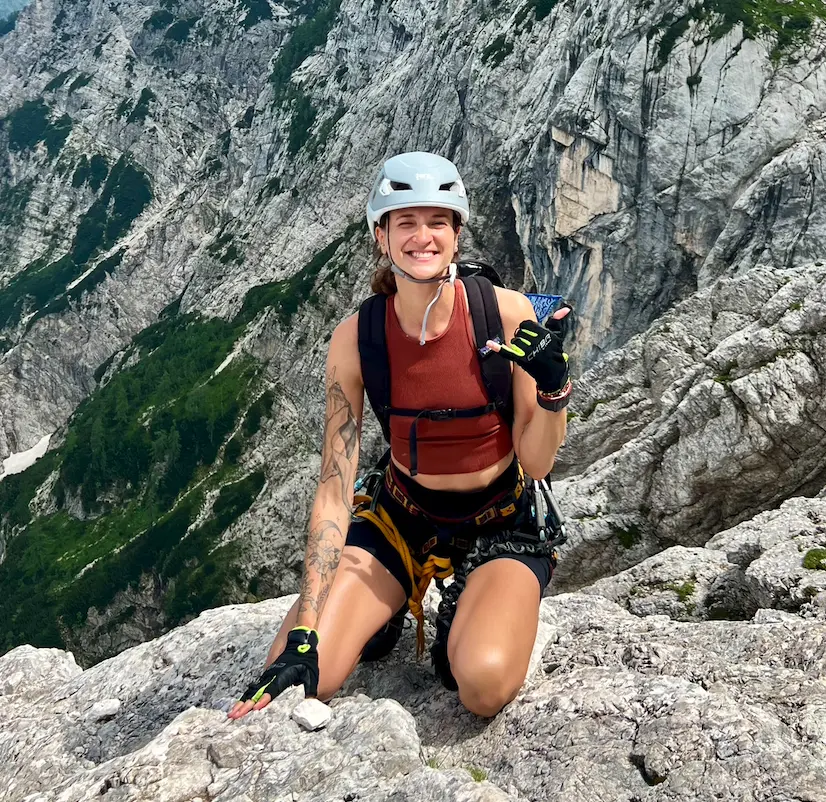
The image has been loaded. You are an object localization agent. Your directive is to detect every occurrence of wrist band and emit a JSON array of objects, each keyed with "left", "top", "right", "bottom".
[
  {"left": 537, "top": 380, "right": 572, "bottom": 412},
  {"left": 537, "top": 379, "right": 572, "bottom": 401}
]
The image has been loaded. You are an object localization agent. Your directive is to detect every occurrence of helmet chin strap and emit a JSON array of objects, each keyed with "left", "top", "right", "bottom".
[{"left": 390, "top": 261, "right": 458, "bottom": 346}]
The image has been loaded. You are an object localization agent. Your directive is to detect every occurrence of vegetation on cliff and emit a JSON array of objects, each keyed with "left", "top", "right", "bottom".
[{"left": 0, "top": 224, "right": 363, "bottom": 661}]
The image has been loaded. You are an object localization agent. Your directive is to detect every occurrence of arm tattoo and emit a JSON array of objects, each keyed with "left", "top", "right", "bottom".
[
  {"left": 320, "top": 367, "right": 359, "bottom": 504},
  {"left": 298, "top": 519, "right": 343, "bottom": 617}
]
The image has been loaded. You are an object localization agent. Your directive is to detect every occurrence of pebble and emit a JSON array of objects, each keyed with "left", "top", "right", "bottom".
[{"left": 291, "top": 699, "right": 332, "bottom": 731}]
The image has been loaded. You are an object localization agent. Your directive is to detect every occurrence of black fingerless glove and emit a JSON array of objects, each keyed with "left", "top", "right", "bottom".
[
  {"left": 499, "top": 318, "right": 570, "bottom": 395},
  {"left": 240, "top": 627, "right": 319, "bottom": 703}
]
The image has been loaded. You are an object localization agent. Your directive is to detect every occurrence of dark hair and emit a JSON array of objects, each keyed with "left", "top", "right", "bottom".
[
  {"left": 369, "top": 212, "right": 462, "bottom": 296},
  {"left": 370, "top": 245, "right": 397, "bottom": 295}
]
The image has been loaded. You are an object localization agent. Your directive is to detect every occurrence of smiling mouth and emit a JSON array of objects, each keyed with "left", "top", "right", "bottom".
[{"left": 405, "top": 251, "right": 439, "bottom": 260}]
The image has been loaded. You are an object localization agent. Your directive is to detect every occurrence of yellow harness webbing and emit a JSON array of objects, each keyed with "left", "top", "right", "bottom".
[{"left": 353, "top": 502, "right": 453, "bottom": 657}]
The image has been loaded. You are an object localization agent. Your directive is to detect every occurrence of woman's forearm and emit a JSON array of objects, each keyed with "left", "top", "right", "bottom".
[
  {"left": 295, "top": 363, "right": 361, "bottom": 629},
  {"left": 518, "top": 407, "right": 567, "bottom": 479},
  {"left": 295, "top": 495, "right": 353, "bottom": 628}
]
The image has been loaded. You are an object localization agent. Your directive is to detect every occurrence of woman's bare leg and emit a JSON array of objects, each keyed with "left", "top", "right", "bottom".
[
  {"left": 446, "top": 558, "right": 541, "bottom": 718},
  {"left": 258, "top": 544, "right": 407, "bottom": 700}
]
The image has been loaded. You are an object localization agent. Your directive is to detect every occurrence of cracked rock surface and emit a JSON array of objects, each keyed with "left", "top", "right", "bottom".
[{"left": 4, "top": 497, "right": 826, "bottom": 801}]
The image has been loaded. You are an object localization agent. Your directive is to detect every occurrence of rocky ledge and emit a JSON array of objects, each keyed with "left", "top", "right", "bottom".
[{"left": 2, "top": 496, "right": 826, "bottom": 802}]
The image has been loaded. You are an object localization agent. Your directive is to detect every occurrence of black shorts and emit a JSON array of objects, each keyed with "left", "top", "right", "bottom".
[{"left": 346, "top": 458, "right": 553, "bottom": 598}]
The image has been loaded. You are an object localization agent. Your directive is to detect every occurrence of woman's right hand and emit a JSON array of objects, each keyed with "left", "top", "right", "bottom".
[{"left": 227, "top": 627, "right": 320, "bottom": 719}]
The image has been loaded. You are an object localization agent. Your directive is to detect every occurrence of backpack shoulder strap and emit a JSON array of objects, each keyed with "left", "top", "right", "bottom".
[
  {"left": 357, "top": 293, "right": 392, "bottom": 443},
  {"left": 461, "top": 276, "right": 513, "bottom": 423}
]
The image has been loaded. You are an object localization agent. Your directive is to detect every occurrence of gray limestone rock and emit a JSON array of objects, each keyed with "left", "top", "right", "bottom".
[
  {"left": 4, "top": 572, "right": 826, "bottom": 801},
  {"left": 551, "top": 264, "right": 826, "bottom": 591}
]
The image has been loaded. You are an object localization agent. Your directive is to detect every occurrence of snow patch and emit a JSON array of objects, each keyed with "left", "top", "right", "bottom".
[{"left": 1, "top": 433, "right": 52, "bottom": 479}]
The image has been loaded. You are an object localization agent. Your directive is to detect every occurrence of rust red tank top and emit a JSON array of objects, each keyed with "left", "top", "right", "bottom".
[{"left": 386, "top": 280, "right": 513, "bottom": 475}]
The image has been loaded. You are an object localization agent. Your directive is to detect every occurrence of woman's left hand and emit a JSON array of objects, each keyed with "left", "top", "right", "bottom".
[{"left": 486, "top": 305, "right": 572, "bottom": 394}]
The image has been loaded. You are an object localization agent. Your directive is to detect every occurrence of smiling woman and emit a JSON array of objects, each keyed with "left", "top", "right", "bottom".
[{"left": 230, "top": 152, "right": 572, "bottom": 722}]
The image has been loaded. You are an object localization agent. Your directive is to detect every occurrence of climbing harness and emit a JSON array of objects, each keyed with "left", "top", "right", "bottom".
[
  {"left": 431, "top": 477, "right": 567, "bottom": 688},
  {"left": 352, "top": 457, "right": 566, "bottom": 674}
]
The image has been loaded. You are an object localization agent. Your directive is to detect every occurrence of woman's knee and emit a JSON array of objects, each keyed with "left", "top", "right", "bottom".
[{"left": 450, "top": 648, "right": 525, "bottom": 718}]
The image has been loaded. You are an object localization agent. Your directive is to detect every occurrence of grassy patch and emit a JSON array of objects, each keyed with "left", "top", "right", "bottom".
[
  {"left": 0, "top": 179, "right": 34, "bottom": 229},
  {"left": 287, "top": 89, "right": 318, "bottom": 155},
  {"left": 664, "top": 580, "right": 696, "bottom": 603},
  {"left": 802, "top": 548, "right": 826, "bottom": 570},
  {"left": 71, "top": 154, "right": 109, "bottom": 192},
  {"left": 241, "top": 0, "right": 273, "bottom": 28},
  {"left": 482, "top": 34, "right": 514, "bottom": 67},
  {"left": 144, "top": 9, "right": 175, "bottom": 29},
  {"left": 68, "top": 73, "right": 93, "bottom": 94},
  {"left": 243, "top": 390, "right": 275, "bottom": 437},
  {"left": 44, "top": 70, "right": 73, "bottom": 92},
  {"left": 238, "top": 219, "right": 364, "bottom": 327},
  {"left": 33, "top": 250, "right": 125, "bottom": 323},
  {"left": 126, "top": 88, "right": 156, "bottom": 125},
  {"left": 0, "top": 156, "right": 151, "bottom": 329},
  {"left": 270, "top": 0, "right": 342, "bottom": 98},
  {"left": 165, "top": 16, "right": 199, "bottom": 42},
  {"left": 0, "top": 451, "right": 59, "bottom": 530},
  {"left": 4, "top": 99, "right": 72, "bottom": 158},
  {"left": 611, "top": 522, "right": 642, "bottom": 549},
  {"left": 650, "top": 0, "right": 826, "bottom": 69},
  {"left": 466, "top": 766, "right": 488, "bottom": 782},
  {"left": 71, "top": 155, "right": 152, "bottom": 264},
  {"left": 305, "top": 103, "right": 345, "bottom": 159}
]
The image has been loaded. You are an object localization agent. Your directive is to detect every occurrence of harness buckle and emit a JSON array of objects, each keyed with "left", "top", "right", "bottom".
[
  {"left": 428, "top": 408, "right": 456, "bottom": 421},
  {"left": 475, "top": 507, "right": 498, "bottom": 526}
]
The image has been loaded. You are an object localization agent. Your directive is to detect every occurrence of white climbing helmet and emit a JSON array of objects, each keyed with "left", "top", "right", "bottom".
[{"left": 365, "top": 151, "right": 470, "bottom": 240}]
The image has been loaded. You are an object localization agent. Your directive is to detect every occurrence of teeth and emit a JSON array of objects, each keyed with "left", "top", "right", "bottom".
[{"left": 410, "top": 252, "right": 436, "bottom": 258}]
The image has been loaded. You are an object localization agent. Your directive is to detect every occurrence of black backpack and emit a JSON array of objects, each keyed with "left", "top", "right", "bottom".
[{"left": 357, "top": 262, "right": 514, "bottom": 476}]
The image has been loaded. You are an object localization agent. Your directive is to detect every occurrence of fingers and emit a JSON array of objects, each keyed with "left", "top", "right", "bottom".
[
  {"left": 228, "top": 698, "right": 256, "bottom": 719},
  {"left": 227, "top": 689, "right": 274, "bottom": 719},
  {"left": 488, "top": 340, "right": 520, "bottom": 362}
]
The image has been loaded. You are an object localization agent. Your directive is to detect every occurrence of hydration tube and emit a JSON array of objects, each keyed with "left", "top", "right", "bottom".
[{"left": 390, "top": 261, "right": 458, "bottom": 345}]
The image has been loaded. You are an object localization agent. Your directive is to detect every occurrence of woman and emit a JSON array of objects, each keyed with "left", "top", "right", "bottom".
[{"left": 229, "top": 152, "right": 571, "bottom": 719}]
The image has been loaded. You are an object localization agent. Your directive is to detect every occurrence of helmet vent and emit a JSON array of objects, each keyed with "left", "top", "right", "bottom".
[{"left": 390, "top": 181, "right": 412, "bottom": 190}]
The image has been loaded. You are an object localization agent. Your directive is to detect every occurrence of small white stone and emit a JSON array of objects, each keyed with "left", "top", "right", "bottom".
[
  {"left": 291, "top": 699, "right": 332, "bottom": 731},
  {"left": 89, "top": 699, "right": 121, "bottom": 721}
]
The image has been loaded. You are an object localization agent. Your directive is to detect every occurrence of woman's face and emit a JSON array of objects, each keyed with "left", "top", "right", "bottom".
[{"left": 377, "top": 206, "right": 459, "bottom": 279}]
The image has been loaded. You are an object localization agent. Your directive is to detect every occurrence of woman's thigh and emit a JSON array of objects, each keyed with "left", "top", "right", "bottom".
[
  {"left": 446, "top": 557, "right": 542, "bottom": 710},
  {"left": 274, "top": 544, "right": 407, "bottom": 698}
]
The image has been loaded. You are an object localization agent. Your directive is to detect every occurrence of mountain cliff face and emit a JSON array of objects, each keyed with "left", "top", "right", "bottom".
[{"left": 0, "top": 0, "right": 825, "bottom": 664}]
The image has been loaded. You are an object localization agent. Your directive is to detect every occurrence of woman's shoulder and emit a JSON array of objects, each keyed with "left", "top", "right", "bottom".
[
  {"left": 333, "top": 311, "right": 359, "bottom": 341},
  {"left": 328, "top": 313, "right": 363, "bottom": 384},
  {"left": 492, "top": 285, "right": 536, "bottom": 326}
]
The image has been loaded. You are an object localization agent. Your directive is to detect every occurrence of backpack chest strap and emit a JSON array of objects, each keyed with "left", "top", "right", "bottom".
[{"left": 387, "top": 402, "right": 500, "bottom": 476}]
